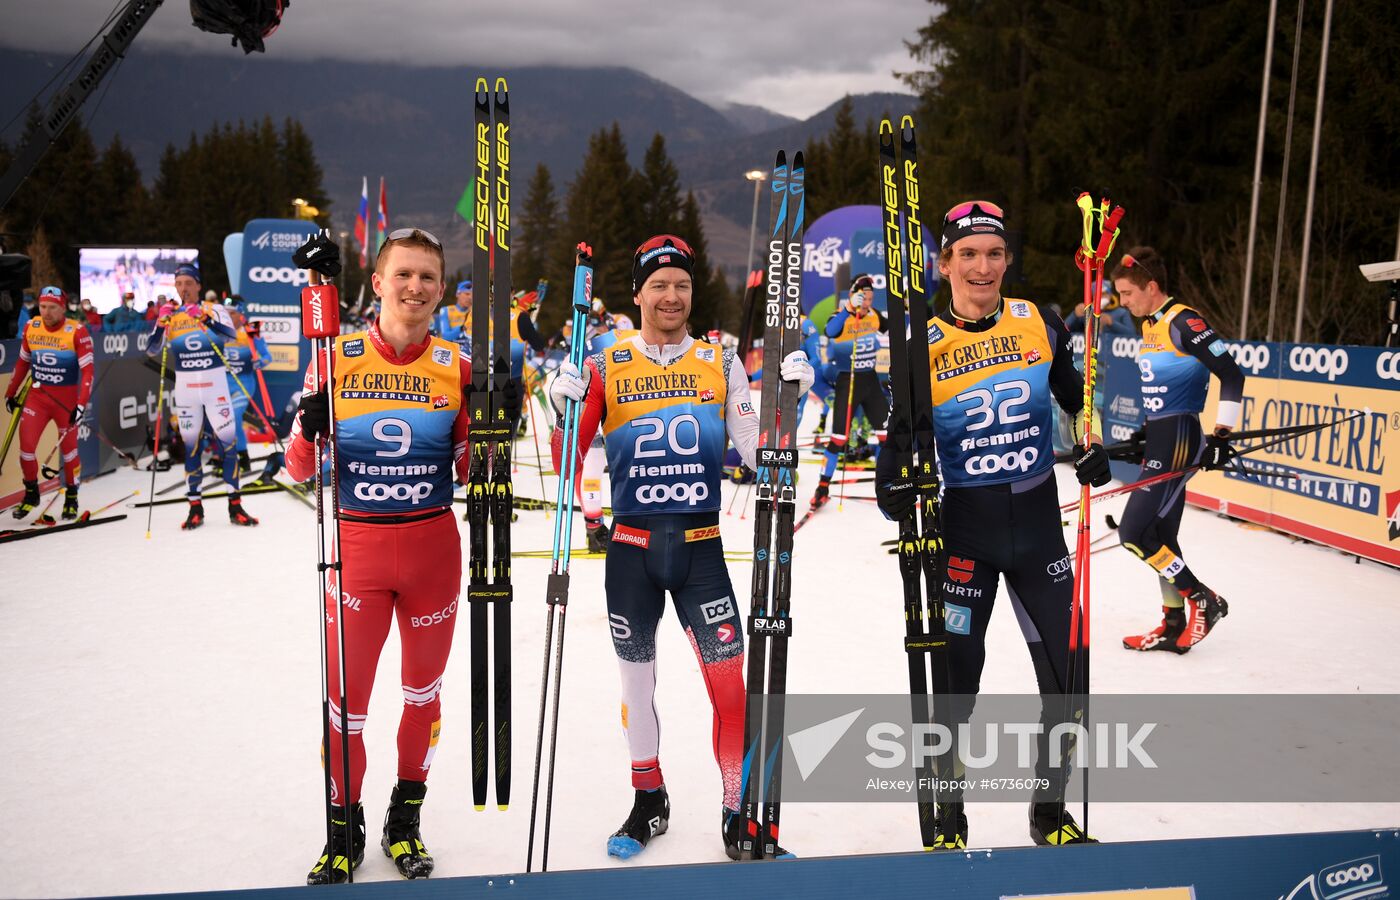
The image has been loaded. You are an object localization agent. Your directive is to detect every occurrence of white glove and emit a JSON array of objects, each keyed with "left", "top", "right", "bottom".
[
  {"left": 549, "top": 361, "right": 591, "bottom": 415},
  {"left": 780, "top": 350, "right": 815, "bottom": 396}
]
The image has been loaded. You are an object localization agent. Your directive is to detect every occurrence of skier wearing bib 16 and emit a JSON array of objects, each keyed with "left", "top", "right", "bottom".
[
  {"left": 5, "top": 286, "right": 93, "bottom": 520},
  {"left": 549, "top": 234, "right": 814, "bottom": 860},
  {"left": 147, "top": 263, "right": 257, "bottom": 529},
  {"left": 287, "top": 229, "right": 519, "bottom": 883},
  {"left": 1111, "top": 247, "right": 1242, "bottom": 654},
  {"left": 875, "top": 201, "right": 1112, "bottom": 850}
]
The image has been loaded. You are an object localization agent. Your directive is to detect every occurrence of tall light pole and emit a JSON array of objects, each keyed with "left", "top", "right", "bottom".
[
  {"left": 741, "top": 169, "right": 768, "bottom": 354},
  {"left": 744, "top": 169, "right": 768, "bottom": 279}
]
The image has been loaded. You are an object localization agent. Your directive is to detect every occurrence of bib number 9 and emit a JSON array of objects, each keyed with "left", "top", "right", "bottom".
[{"left": 373, "top": 417, "right": 412, "bottom": 458}]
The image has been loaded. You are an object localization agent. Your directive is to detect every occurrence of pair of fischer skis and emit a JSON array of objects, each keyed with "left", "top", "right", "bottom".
[{"left": 466, "top": 76, "right": 514, "bottom": 813}]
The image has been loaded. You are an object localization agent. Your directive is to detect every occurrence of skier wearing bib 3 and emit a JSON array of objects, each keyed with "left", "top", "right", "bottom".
[
  {"left": 875, "top": 201, "right": 1112, "bottom": 850},
  {"left": 549, "top": 234, "right": 813, "bottom": 861},
  {"left": 288, "top": 229, "right": 518, "bottom": 883},
  {"left": 1111, "top": 247, "right": 1242, "bottom": 654}
]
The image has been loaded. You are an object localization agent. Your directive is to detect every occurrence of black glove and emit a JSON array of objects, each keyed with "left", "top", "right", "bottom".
[
  {"left": 876, "top": 473, "right": 919, "bottom": 520},
  {"left": 297, "top": 390, "right": 330, "bottom": 443},
  {"left": 292, "top": 230, "right": 342, "bottom": 277},
  {"left": 498, "top": 379, "right": 522, "bottom": 425},
  {"left": 70, "top": 403, "right": 85, "bottom": 426},
  {"left": 1073, "top": 443, "right": 1112, "bottom": 487},
  {"left": 1202, "top": 433, "right": 1237, "bottom": 471},
  {"left": 4, "top": 395, "right": 18, "bottom": 414}
]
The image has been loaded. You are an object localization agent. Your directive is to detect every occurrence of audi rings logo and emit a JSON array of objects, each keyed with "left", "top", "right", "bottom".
[
  {"left": 1111, "top": 336, "right": 1142, "bottom": 358},
  {"left": 635, "top": 481, "right": 710, "bottom": 506},
  {"left": 102, "top": 334, "right": 129, "bottom": 354},
  {"left": 1046, "top": 556, "right": 1072, "bottom": 577},
  {"left": 353, "top": 481, "right": 434, "bottom": 505},
  {"left": 1375, "top": 351, "right": 1400, "bottom": 381},
  {"left": 247, "top": 266, "right": 310, "bottom": 285},
  {"left": 1229, "top": 343, "right": 1272, "bottom": 374},
  {"left": 1289, "top": 346, "right": 1349, "bottom": 381},
  {"left": 965, "top": 447, "right": 1039, "bottom": 476}
]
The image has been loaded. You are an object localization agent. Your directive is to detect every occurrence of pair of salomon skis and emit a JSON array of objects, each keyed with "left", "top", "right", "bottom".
[
  {"left": 466, "top": 76, "right": 513, "bottom": 813},
  {"left": 737, "top": 149, "right": 805, "bottom": 860}
]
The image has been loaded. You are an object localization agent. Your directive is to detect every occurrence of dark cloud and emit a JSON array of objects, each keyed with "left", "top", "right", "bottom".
[{"left": 4, "top": 0, "right": 925, "bottom": 117}]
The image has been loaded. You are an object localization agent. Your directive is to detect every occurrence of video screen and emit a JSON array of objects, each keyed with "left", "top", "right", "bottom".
[{"left": 78, "top": 247, "right": 199, "bottom": 314}]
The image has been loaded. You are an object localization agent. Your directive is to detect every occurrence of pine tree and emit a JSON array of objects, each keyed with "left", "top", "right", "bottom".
[
  {"left": 804, "top": 96, "right": 879, "bottom": 220},
  {"left": 637, "top": 133, "right": 682, "bottom": 238},
  {"left": 516, "top": 163, "right": 560, "bottom": 331},
  {"left": 560, "top": 123, "right": 635, "bottom": 310},
  {"left": 677, "top": 191, "right": 721, "bottom": 332},
  {"left": 25, "top": 225, "right": 60, "bottom": 293},
  {"left": 92, "top": 135, "right": 149, "bottom": 245}
]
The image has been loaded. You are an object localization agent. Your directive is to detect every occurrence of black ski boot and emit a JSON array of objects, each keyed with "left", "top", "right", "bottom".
[
  {"left": 237, "top": 450, "right": 253, "bottom": 474},
  {"left": 723, "top": 807, "right": 794, "bottom": 860},
  {"left": 382, "top": 779, "right": 434, "bottom": 879},
  {"left": 1176, "top": 585, "right": 1228, "bottom": 650},
  {"left": 228, "top": 496, "right": 259, "bottom": 527},
  {"left": 306, "top": 803, "right": 366, "bottom": 884},
  {"left": 586, "top": 519, "right": 610, "bottom": 554},
  {"left": 1029, "top": 801, "right": 1097, "bottom": 845},
  {"left": 929, "top": 801, "right": 967, "bottom": 851},
  {"left": 1122, "top": 605, "right": 1189, "bottom": 654},
  {"left": 61, "top": 487, "right": 79, "bottom": 521},
  {"left": 13, "top": 480, "right": 39, "bottom": 518},
  {"left": 606, "top": 787, "right": 669, "bottom": 859},
  {"left": 181, "top": 500, "right": 205, "bottom": 531}
]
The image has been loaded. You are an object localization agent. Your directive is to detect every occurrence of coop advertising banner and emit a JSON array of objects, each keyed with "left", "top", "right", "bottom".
[
  {"left": 1189, "top": 341, "right": 1400, "bottom": 567},
  {"left": 238, "top": 219, "right": 318, "bottom": 417}
]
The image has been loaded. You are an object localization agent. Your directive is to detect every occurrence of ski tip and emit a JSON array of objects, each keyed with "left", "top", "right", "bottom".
[
  {"left": 497, "top": 804, "right": 508, "bottom": 812},
  {"left": 473, "top": 804, "right": 486, "bottom": 812},
  {"left": 145, "top": 530, "right": 152, "bottom": 540},
  {"left": 606, "top": 836, "right": 643, "bottom": 860}
]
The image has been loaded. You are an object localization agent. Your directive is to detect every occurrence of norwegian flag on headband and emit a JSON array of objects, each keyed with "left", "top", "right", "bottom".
[
  {"left": 354, "top": 176, "right": 369, "bottom": 267},
  {"left": 377, "top": 177, "right": 389, "bottom": 242}
]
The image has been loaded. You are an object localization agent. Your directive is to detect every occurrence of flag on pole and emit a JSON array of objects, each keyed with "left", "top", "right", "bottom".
[
  {"left": 454, "top": 179, "right": 474, "bottom": 224},
  {"left": 354, "top": 176, "right": 370, "bottom": 267},
  {"left": 377, "top": 177, "right": 389, "bottom": 246}
]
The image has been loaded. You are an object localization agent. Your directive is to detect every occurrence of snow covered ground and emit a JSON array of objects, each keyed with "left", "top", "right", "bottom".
[{"left": 2, "top": 399, "right": 1397, "bottom": 898}]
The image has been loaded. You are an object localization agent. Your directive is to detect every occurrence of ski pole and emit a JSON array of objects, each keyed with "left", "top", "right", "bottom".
[
  {"left": 836, "top": 367, "right": 857, "bottom": 510},
  {"left": 1, "top": 372, "right": 33, "bottom": 475},
  {"left": 144, "top": 344, "right": 169, "bottom": 539},
  {"left": 528, "top": 243, "right": 592, "bottom": 873},
  {"left": 1059, "top": 410, "right": 1365, "bottom": 512},
  {"left": 302, "top": 265, "right": 353, "bottom": 882},
  {"left": 524, "top": 374, "right": 550, "bottom": 519},
  {"left": 1063, "top": 193, "right": 1123, "bottom": 840}
]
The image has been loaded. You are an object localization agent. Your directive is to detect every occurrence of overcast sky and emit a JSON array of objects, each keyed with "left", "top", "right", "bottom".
[{"left": 1, "top": 0, "right": 929, "bottom": 119}]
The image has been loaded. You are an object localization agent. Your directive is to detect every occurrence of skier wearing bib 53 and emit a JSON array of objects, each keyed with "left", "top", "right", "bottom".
[{"left": 549, "top": 234, "right": 814, "bottom": 861}]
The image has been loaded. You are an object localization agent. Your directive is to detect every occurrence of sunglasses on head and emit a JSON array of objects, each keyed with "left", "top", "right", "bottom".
[
  {"left": 383, "top": 227, "right": 443, "bottom": 248},
  {"left": 635, "top": 234, "right": 694, "bottom": 259},
  {"left": 39, "top": 286, "right": 65, "bottom": 301},
  {"left": 943, "top": 200, "right": 1006, "bottom": 223}
]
